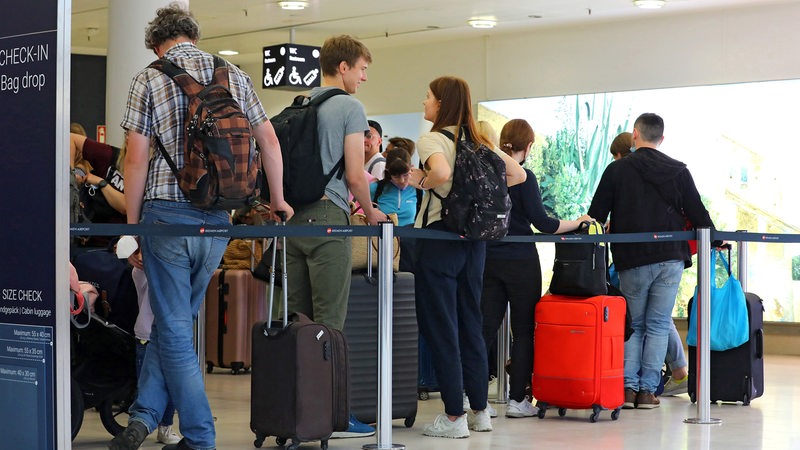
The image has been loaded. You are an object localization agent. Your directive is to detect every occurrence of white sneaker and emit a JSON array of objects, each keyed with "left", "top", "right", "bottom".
[
  {"left": 506, "top": 398, "right": 538, "bottom": 418},
  {"left": 423, "top": 414, "right": 470, "bottom": 439},
  {"left": 467, "top": 409, "right": 493, "bottom": 432},
  {"left": 661, "top": 376, "right": 689, "bottom": 397},
  {"left": 463, "top": 393, "right": 498, "bottom": 418},
  {"left": 157, "top": 424, "right": 181, "bottom": 445},
  {"left": 487, "top": 375, "right": 498, "bottom": 398}
]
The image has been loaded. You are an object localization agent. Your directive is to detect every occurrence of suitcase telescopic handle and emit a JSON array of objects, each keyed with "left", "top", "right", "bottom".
[{"left": 265, "top": 212, "right": 289, "bottom": 335}]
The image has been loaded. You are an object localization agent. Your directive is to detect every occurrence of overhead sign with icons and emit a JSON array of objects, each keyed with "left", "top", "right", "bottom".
[{"left": 262, "top": 43, "right": 320, "bottom": 91}]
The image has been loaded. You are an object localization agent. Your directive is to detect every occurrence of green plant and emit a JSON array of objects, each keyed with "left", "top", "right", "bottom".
[{"left": 530, "top": 94, "right": 628, "bottom": 220}]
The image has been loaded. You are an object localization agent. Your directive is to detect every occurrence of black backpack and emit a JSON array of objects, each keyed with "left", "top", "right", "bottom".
[
  {"left": 264, "top": 88, "right": 348, "bottom": 207},
  {"left": 423, "top": 126, "right": 511, "bottom": 240},
  {"left": 150, "top": 56, "right": 260, "bottom": 210}
]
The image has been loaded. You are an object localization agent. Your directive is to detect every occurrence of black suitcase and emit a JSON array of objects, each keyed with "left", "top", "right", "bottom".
[
  {"left": 343, "top": 270, "right": 418, "bottom": 428},
  {"left": 250, "top": 224, "right": 350, "bottom": 450},
  {"left": 417, "top": 333, "right": 440, "bottom": 400},
  {"left": 687, "top": 292, "right": 764, "bottom": 405}
]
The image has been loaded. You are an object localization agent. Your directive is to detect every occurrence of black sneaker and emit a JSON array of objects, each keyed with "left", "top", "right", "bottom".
[
  {"left": 108, "top": 421, "right": 148, "bottom": 450},
  {"left": 623, "top": 388, "right": 638, "bottom": 409}
]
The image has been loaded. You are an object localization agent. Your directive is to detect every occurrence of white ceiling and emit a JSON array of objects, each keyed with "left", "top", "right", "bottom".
[{"left": 71, "top": 0, "right": 783, "bottom": 66}]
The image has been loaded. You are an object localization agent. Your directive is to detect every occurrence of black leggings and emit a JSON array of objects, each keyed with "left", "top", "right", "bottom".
[{"left": 481, "top": 255, "right": 542, "bottom": 402}]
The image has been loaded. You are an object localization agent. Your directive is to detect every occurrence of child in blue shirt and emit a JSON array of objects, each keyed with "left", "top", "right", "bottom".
[
  {"left": 369, "top": 149, "right": 417, "bottom": 226},
  {"left": 370, "top": 149, "right": 417, "bottom": 272}
]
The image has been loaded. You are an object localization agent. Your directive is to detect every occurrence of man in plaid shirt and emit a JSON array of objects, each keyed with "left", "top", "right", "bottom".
[{"left": 110, "top": 4, "right": 293, "bottom": 450}]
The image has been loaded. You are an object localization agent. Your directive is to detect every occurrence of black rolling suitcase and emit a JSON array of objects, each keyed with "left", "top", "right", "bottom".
[
  {"left": 687, "top": 292, "right": 765, "bottom": 405},
  {"left": 250, "top": 220, "right": 350, "bottom": 450},
  {"left": 343, "top": 254, "right": 418, "bottom": 428},
  {"left": 417, "top": 333, "right": 439, "bottom": 400}
]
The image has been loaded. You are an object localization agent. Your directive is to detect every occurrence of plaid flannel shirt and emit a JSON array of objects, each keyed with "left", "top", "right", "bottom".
[{"left": 120, "top": 42, "right": 268, "bottom": 202}]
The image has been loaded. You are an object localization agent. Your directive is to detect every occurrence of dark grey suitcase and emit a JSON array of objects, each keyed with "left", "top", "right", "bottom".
[
  {"left": 250, "top": 223, "right": 350, "bottom": 450},
  {"left": 687, "top": 291, "right": 764, "bottom": 405},
  {"left": 343, "top": 266, "right": 418, "bottom": 428}
]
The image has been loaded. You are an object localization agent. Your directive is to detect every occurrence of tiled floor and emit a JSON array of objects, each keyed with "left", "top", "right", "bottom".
[{"left": 73, "top": 355, "right": 800, "bottom": 450}]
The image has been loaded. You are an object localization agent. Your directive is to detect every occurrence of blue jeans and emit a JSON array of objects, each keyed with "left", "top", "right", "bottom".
[
  {"left": 414, "top": 221, "right": 488, "bottom": 417},
  {"left": 129, "top": 200, "right": 228, "bottom": 450},
  {"left": 135, "top": 341, "right": 175, "bottom": 426},
  {"left": 666, "top": 322, "right": 687, "bottom": 371},
  {"left": 619, "top": 260, "right": 684, "bottom": 393}
]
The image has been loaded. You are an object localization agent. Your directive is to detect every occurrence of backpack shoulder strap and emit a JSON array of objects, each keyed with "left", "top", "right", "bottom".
[
  {"left": 372, "top": 178, "right": 388, "bottom": 203},
  {"left": 153, "top": 136, "right": 181, "bottom": 181},
  {"left": 149, "top": 57, "right": 205, "bottom": 97},
  {"left": 438, "top": 129, "right": 456, "bottom": 142},
  {"left": 209, "top": 55, "right": 230, "bottom": 89},
  {"left": 308, "top": 88, "right": 348, "bottom": 107},
  {"left": 367, "top": 155, "right": 386, "bottom": 174}
]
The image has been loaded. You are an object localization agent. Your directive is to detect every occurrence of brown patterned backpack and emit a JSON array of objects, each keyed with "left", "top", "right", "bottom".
[{"left": 150, "top": 56, "right": 260, "bottom": 210}]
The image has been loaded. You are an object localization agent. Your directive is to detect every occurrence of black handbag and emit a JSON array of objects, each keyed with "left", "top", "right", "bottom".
[{"left": 549, "top": 221, "right": 608, "bottom": 297}]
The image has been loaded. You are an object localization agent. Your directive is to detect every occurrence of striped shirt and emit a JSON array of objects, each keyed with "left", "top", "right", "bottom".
[{"left": 120, "top": 42, "right": 268, "bottom": 202}]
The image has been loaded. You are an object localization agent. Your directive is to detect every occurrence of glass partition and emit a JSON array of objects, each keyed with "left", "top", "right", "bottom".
[{"left": 479, "top": 79, "right": 800, "bottom": 322}]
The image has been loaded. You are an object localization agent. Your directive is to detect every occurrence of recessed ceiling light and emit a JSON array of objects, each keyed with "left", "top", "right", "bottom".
[
  {"left": 279, "top": 1, "right": 308, "bottom": 10},
  {"left": 468, "top": 19, "right": 497, "bottom": 29},
  {"left": 218, "top": 50, "right": 239, "bottom": 56},
  {"left": 633, "top": 0, "right": 666, "bottom": 9}
]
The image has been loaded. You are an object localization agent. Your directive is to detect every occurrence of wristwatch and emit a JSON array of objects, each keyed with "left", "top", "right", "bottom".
[{"left": 97, "top": 180, "right": 108, "bottom": 189}]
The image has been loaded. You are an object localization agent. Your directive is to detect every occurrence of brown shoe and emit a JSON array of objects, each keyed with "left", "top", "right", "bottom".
[
  {"left": 623, "top": 388, "right": 638, "bottom": 409},
  {"left": 636, "top": 391, "right": 660, "bottom": 409}
]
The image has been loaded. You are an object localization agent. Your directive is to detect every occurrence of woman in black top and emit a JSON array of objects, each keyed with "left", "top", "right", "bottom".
[{"left": 480, "top": 119, "right": 591, "bottom": 417}]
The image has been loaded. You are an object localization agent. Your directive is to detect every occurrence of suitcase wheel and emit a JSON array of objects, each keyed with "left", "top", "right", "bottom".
[
  {"left": 611, "top": 408, "right": 620, "bottom": 421},
  {"left": 253, "top": 432, "right": 266, "bottom": 448},
  {"left": 320, "top": 440, "right": 328, "bottom": 450},
  {"left": 230, "top": 362, "right": 245, "bottom": 375},
  {"left": 536, "top": 401, "right": 548, "bottom": 419},
  {"left": 558, "top": 408, "right": 567, "bottom": 417},
  {"left": 589, "top": 405, "right": 602, "bottom": 423},
  {"left": 742, "top": 393, "right": 750, "bottom": 406},
  {"left": 404, "top": 416, "right": 415, "bottom": 428},
  {"left": 689, "top": 391, "right": 697, "bottom": 404},
  {"left": 418, "top": 390, "right": 430, "bottom": 401},
  {"left": 275, "top": 437, "right": 287, "bottom": 447},
  {"left": 206, "top": 362, "right": 214, "bottom": 374}
]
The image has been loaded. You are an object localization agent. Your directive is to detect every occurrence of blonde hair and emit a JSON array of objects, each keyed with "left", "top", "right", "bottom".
[{"left": 476, "top": 121, "right": 499, "bottom": 148}]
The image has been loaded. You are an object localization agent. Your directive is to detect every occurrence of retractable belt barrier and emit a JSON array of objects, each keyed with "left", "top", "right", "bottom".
[
  {"left": 70, "top": 222, "right": 800, "bottom": 444},
  {"left": 70, "top": 223, "right": 800, "bottom": 244}
]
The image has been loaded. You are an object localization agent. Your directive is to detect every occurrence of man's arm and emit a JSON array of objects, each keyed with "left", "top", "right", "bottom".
[
  {"left": 344, "top": 132, "right": 386, "bottom": 225},
  {"left": 587, "top": 166, "right": 614, "bottom": 225},
  {"left": 124, "top": 131, "right": 149, "bottom": 226},
  {"left": 123, "top": 131, "right": 149, "bottom": 270},
  {"left": 252, "top": 120, "right": 294, "bottom": 222}
]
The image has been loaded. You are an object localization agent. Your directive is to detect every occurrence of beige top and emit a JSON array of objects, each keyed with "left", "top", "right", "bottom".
[{"left": 414, "top": 126, "right": 507, "bottom": 228}]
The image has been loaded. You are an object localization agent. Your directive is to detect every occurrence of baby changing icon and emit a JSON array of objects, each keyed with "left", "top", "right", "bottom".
[{"left": 303, "top": 69, "right": 319, "bottom": 86}]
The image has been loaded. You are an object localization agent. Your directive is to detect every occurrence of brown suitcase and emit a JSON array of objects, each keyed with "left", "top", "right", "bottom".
[
  {"left": 205, "top": 269, "right": 252, "bottom": 374},
  {"left": 250, "top": 220, "right": 350, "bottom": 449}
]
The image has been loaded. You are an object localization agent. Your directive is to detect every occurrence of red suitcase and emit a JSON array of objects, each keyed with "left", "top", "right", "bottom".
[
  {"left": 205, "top": 269, "right": 253, "bottom": 374},
  {"left": 533, "top": 294, "right": 625, "bottom": 422}
]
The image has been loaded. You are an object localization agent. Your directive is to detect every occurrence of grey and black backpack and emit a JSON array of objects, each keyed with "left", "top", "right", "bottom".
[{"left": 423, "top": 126, "right": 511, "bottom": 240}]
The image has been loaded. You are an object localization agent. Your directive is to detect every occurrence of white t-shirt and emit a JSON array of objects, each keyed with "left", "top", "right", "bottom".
[{"left": 365, "top": 153, "right": 386, "bottom": 180}]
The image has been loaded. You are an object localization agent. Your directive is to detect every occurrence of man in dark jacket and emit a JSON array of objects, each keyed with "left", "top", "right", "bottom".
[{"left": 588, "top": 113, "right": 715, "bottom": 410}]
